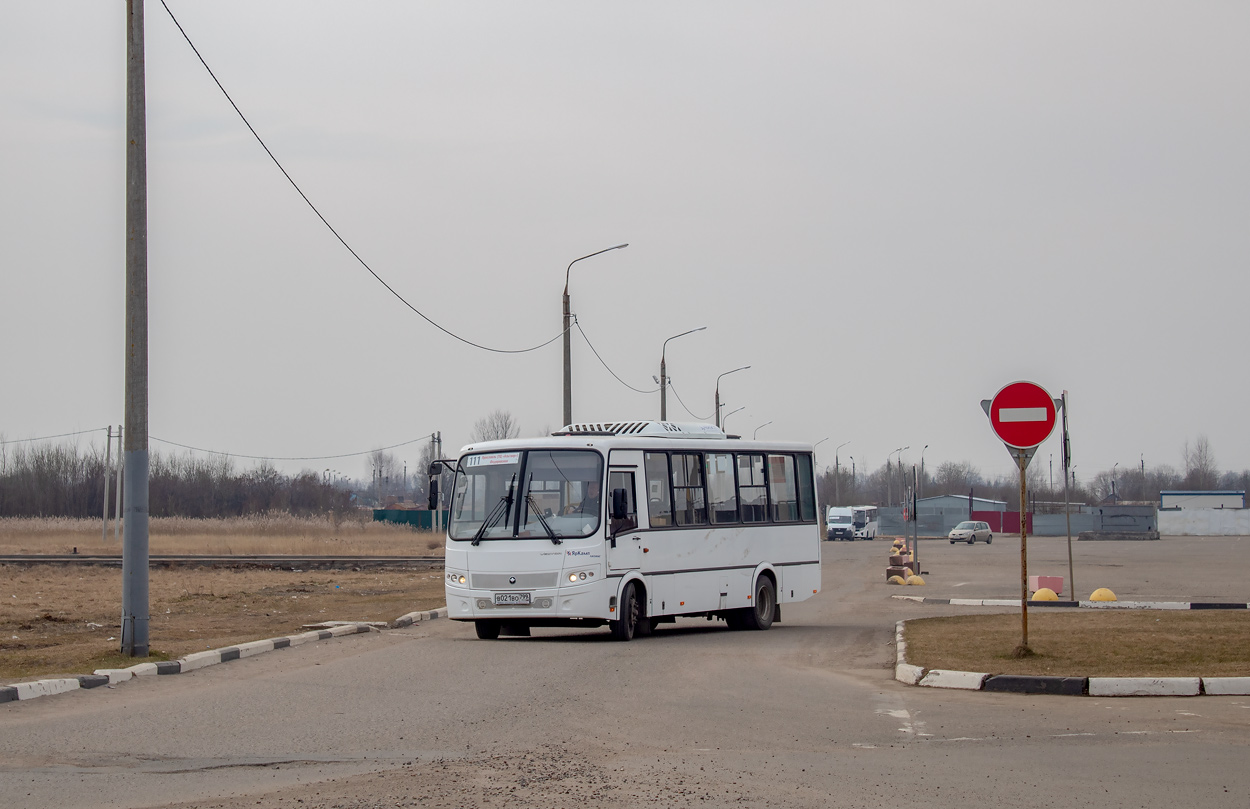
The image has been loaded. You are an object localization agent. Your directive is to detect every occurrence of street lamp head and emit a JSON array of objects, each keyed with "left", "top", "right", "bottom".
[
  {"left": 664, "top": 326, "right": 707, "bottom": 356},
  {"left": 565, "top": 242, "right": 630, "bottom": 292}
]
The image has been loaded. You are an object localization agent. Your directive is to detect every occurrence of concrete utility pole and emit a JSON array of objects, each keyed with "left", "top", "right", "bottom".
[
  {"left": 834, "top": 441, "right": 849, "bottom": 506},
  {"left": 562, "top": 244, "right": 627, "bottom": 428},
  {"left": 714, "top": 366, "right": 750, "bottom": 428},
  {"left": 660, "top": 327, "right": 705, "bottom": 421},
  {"left": 122, "top": 0, "right": 151, "bottom": 657}
]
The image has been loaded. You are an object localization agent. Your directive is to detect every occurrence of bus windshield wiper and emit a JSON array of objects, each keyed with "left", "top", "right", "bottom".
[
  {"left": 526, "top": 493, "right": 562, "bottom": 545},
  {"left": 472, "top": 474, "right": 515, "bottom": 545}
]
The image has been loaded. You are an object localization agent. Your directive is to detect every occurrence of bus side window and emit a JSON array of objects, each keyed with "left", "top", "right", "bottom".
[
  {"left": 737, "top": 453, "right": 768, "bottom": 523},
  {"left": 608, "top": 470, "right": 638, "bottom": 534},
  {"left": 768, "top": 454, "right": 798, "bottom": 522},
  {"left": 796, "top": 454, "right": 816, "bottom": 522},
  {"left": 644, "top": 452, "right": 673, "bottom": 527},
  {"left": 672, "top": 453, "right": 707, "bottom": 526},
  {"left": 705, "top": 452, "right": 738, "bottom": 523}
]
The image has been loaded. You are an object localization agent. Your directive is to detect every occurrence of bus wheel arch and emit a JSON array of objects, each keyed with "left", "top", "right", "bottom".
[
  {"left": 744, "top": 569, "right": 778, "bottom": 631},
  {"left": 611, "top": 577, "right": 647, "bottom": 641}
]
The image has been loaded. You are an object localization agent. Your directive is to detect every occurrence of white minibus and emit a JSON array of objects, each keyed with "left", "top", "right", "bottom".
[
  {"left": 852, "top": 505, "right": 879, "bottom": 540},
  {"left": 438, "top": 421, "right": 822, "bottom": 641}
]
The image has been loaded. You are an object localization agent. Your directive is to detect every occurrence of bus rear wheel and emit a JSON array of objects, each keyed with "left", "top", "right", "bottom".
[
  {"left": 610, "top": 582, "right": 640, "bottom": 641},
  {"left": 738, "top": 577, "right": 776, "bottom": 631},
  {"left": 474, "top": 620, "right": 501, "bottom": 640}
]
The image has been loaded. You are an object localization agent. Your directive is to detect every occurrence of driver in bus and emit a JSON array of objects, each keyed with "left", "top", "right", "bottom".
[{"left": 566, "top": 480, "right": 601, "bottom": 515}]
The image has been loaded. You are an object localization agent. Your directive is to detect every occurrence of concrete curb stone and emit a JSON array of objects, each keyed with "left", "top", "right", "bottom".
[
  {"left": 983, "top": 675, "right": 1087, "bottom": 695},
  {"left": 1202, "top": 677, "right": 1250, "bottom": 696},
  {"left": 895, "top": 614, "right": 1243, "bottom": 698},
  {"left": 893, "top": 596, "right": 1249, "bottom": 610},
  {"left": 919, "top": 669, "right": 989, "bottom": 690},
  {"left": 1088, "top": 677, "right": 1201, "bottom": 697},
  {"left": 3, "top": 606, "right": 450, "bottom": 705}
]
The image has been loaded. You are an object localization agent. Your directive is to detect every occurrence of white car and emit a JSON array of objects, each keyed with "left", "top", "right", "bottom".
[{"left": 949, "top": 520, "right": 992, "bottom": 544}]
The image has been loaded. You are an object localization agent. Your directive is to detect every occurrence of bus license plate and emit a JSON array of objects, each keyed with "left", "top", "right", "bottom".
[{"left": 494, "top": 592, "right": 531, "bottom": 606}]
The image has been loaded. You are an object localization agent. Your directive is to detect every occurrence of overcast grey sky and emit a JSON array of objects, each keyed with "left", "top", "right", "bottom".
[{"left": 2, "top": 2, "right": 1247, "bottom": 486}]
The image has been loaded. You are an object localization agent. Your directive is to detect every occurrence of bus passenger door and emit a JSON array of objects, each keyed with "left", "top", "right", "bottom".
[{"left": 606, "top": 460, "right": 643, "bottom": 574}]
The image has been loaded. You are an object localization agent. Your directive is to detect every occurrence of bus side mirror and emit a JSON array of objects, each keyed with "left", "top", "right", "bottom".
[
  {"left": 611, "top": 489, "right": 629, "bottom": 520},
  {"left": 428, "top": 478, "right": 439, "bottom": 511}
]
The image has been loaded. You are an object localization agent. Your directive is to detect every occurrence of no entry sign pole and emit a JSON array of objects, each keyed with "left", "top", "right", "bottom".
[{"left": 982, "top": 381, "right": 1059, "bottom": 657}]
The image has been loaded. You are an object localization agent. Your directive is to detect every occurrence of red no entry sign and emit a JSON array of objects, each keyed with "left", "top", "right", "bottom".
[{"left": 988, "top": 381, "right": 1057, "bottom": 449}]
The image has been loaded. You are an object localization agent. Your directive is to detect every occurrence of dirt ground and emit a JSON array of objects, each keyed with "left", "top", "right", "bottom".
[{"left": 1, "top": 563, "right": 445, "bottom": 681}]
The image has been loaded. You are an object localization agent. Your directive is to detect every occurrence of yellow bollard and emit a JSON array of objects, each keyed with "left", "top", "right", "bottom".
[
  {"left": 1030, "top": 587, "right": 1058, "bottom": 601},
  {"left": 1089, "top": 587, "right": 1117, "bottom": 601},
  {"left": 906, "top": 575, "right": 925, "bottom": 586},
  {"left": 887, "top": 575, "right": 907, "bottom": 585}
]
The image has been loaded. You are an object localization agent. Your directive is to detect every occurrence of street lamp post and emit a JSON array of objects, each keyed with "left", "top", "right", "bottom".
[
  {"left": 889, "top": 446, "right": 909, "bottom": 506},
  {"left": 834, "top": 441, "right": 850, "bottom": 505},
  {"left": 753, "top": 421, "right": 773, "bottom": 440},
  {"left": 714, "top": 366, "right": 750, "bottom": 428},
  {"left": 563, "top": 243, "right": 628, "bottom": 427},
  {"left": 659, "top": 326, "right": 706, "bottom": 420},
  {"left": 813, "top": 437, "right": 829, "bottom": 463},
  {"left": 721, "top": 406, "right": 745, "bottom": 434},
  {"left": 1112, "top": 462, "right": 1119, "bottom": 500},
  {"left": 919, "top": 445, "right": 929, "bottom": 499},
  {"left": 849, "top": 456, "right": 855, "bottom": 500}
]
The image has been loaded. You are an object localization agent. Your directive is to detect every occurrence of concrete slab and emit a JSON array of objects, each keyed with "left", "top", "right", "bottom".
[
  {"left": 15, "top": 678, "right": 80, "bottom": 700},
  {"left": 1201, "top": 677, "right": 1250, "bottom": 696},
  {"left": 1088, "top": 677, "right": 1200, "bottom": 697},
  {"left": 919, "top": 669, "right": 988, "bottom": 690},
  {"left": 895, "top": 664, "right": 924, "bottom": 685}
]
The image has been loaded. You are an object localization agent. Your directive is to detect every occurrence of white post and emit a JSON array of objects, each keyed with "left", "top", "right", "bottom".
[
  {"left": 102, "top": 426, "right": 113, "bottom": 543},
  {"left": 113, "top": 425, "right": 124, "bottom": 542}
]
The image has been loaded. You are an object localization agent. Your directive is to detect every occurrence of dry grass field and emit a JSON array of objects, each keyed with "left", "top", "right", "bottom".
[
  {"left": 0, "top": 515, "right": 447, "bottom": 682},
  {"left": 0, "top": 514, "right": 443, "bottom": 556},
  {"left": 905, "top": 611, "right": 1250, "bottom": 677}
]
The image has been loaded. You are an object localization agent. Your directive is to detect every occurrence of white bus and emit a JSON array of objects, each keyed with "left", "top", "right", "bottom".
[
  {"left": 852, "top": 505, "right": 879, "bottom": 540},
  {"left": 438, "top": 421, "right": 822, "bottom": 641}
]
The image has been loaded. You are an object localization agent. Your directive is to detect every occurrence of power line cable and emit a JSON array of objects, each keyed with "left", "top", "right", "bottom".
[
  {"left": 157, "top": 0, "right": 563, "bottom": 355},
  {"left": 150, "top": 434, "right": 435, "bottom": 462},
  {"left": 666, "top": 379, "right": 714, "bottom": 421},
  {"left": 574, "top": 320, "right": 659, "bottom": 395},
  {"left": 0, "top": 427, "right": 109, "bottom": 445}
]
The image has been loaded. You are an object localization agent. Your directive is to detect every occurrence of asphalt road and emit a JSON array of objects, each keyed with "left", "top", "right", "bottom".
[{"left": 1, "top": 536, "right": 1247, "bottom": 808}]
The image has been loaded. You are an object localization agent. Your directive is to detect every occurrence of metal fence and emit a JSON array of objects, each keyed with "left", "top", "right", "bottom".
[{"left": 878, "top": 505, "right": 1153, "bottom": 537}]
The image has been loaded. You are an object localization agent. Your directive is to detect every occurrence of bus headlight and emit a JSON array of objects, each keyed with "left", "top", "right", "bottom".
[
  {"left": 564, "top": 568, "right": 596, "bottom": 584},
  {"left": 446, "top": 572, "right": 467, "bottom": 586}
]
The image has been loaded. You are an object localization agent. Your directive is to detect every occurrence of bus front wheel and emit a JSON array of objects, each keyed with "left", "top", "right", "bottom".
[
  {"left": 474, "top": 620, "right": 501, "bottom": 640},
  {"left": 610, "top": 582, "right": 640, "bottom": 641}
]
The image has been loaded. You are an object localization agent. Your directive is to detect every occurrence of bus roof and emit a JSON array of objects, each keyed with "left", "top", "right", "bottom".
[
  {"left": 556, "top": 421, "right": 725, "bottom": 439},
  {"left": 455, "top": 421, "right": 813, "bottom": 457}
]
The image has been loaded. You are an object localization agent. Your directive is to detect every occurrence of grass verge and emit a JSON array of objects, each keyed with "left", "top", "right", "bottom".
[
  {"left": 1, "top": 563, "right": 445, "bottom": 682},
  {"left": 0, "top": 515, "right": 443, "bottom": 557},
  {"left": 904, "top": 611, "right": 1250, "bottom": 678}
]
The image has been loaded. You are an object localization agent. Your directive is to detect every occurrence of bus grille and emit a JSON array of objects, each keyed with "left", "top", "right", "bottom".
[{"left": 471, "top": 572, "right": 559, "bottom": 589}]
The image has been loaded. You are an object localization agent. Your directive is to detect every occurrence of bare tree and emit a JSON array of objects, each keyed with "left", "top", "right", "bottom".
[
  {"left": 472, "top": 410, "right": 521, "bottom": 442},
  {"left": 368, "top": 449, "right": 400, "bottom": 505},
  {"left": 931, "top": 461, "right": 983, "bottom": 496},
  {"left": 1182, "top": 435, "right": 1219, "bottom": 489}
]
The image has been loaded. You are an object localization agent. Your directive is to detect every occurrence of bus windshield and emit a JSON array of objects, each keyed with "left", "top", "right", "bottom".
[{"left": 449, "top": 449, "right": 604, "bottom": 541}]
